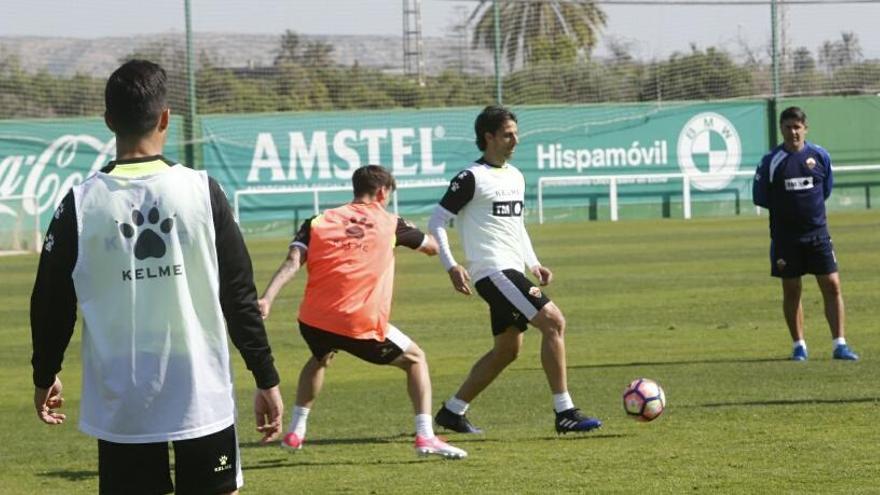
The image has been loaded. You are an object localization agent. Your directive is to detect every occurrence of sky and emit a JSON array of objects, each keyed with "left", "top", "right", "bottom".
[{"left": 2, "top": 0, "right": 878, "bottom": 59}]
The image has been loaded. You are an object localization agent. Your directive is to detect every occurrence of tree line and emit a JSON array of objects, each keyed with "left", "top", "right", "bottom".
[{"left": 0, "top": 31, "right": 877, "bottom": 120}]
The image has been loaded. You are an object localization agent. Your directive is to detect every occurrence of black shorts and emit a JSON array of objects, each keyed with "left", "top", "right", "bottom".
[
  {"left": 97, "top": 423, "right": 240, "bottom": 495},
  {"left": 299, "top": 320, "right": 412, "bottom": 365},
  {"left": 474, "top": 269, "right": 552, "bottom": 336},
  {"left": 770, "top": 235, "right": 838, "bottom": 278}
]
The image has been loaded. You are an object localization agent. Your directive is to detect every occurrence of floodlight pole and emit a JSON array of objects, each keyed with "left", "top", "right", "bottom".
[
  {"left": 184, "top": 0, "right": 198, "bottom": 168},
  {"left": 492, "top": 0, "right": 503, "bottom": 104}
]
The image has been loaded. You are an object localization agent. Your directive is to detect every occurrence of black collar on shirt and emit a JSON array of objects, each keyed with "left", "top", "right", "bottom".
[
  {"left": 101, "top": 154, "right": 175, "bottom": 173},
  {"left": 476, "top": 156, "right": 505, "bottom": 169}
]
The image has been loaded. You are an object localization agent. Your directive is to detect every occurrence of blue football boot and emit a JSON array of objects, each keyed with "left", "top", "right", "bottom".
[
  {"left": 435, "top": 405, "right": 484, "bottom": 434},
  {"left": 833, "top": 344, "right": 859, "bottom": 361},
  {"left": 555, "top": 408, "right": 602, "bottom": 434}
]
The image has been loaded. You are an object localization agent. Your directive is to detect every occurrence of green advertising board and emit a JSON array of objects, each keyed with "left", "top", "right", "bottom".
[
  {"left": 3, "top": 98, "right": 876, "bottom": 241},
  {"left": 202, "top": 101, "right": 769, "bottom": 226},
  {"left": 779, "top": 95, "right": 880, "bottom": 165},
  {"left": 0, "top": 116, "right": 183, "bottom": 232}
]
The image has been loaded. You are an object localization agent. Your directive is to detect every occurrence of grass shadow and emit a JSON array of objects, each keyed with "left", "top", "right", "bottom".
[
  {"left": 240, "top": 433, "right": 409, "bottom": 449},
  {"left": 512, "top": 357, "right": 787, "bottom": 372},
  {"left": 694, "top": 397, "right": 879, "bottom": 408},
  {"left": 38, "top": 470, "right": 98, "bottom": 482},
  {"left": 243, "top": 458, "right": 435, "bottom": 471},
  {"left": 434, "top": 436, "right": 503, "bottom": 444},
  {"left": 542, "top": 432, "right": 628, "bottom": 441}
]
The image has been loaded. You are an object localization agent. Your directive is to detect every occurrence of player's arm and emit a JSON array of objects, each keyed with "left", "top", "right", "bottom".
[
  {"left": 395, "top": 216, "right": 437, "bottom": 255},
  {"left": 258, "top": 217, "right": 311, "bottom": 319},
  {"left": 819, "top": 147, "right": 833, "bottom": 200},
  {"left": 428, "top": 170, "right": 475, "bottom": 295},
  {"left": 520, "top": 221, "right": 551, "bottom": 286},
  {"left": 418, "top": 234, "right": 439, "bottom": 255},
  {"left": 210, "top": 179, "right": 280, "bottom": 390},
  {"left": 210, "top": 178, "right": 283, "bottom": 442},
  {"left": 30, "top": 191, "right": 77, "bottom": 425},
  {"left": 752, "top": 157, "right": 771, "bottom": 208}
]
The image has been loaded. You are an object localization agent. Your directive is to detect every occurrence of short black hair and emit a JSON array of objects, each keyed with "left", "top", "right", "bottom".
[
  {"left": 352, "top": 165, "right": 396, "bottom": 197},
  {"left": 105, "top": 60, "right": 168, "bottom": 138},
  {"left": 780, "top": 106, "right": 807, "bottom": 125},
  {"left": 475, "top": 105, "right": 517, "bottom": 151}
]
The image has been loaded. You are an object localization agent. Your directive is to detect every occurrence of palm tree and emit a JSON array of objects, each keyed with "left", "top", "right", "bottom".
[{"left": 469, "top": 0, "right": 606, "bottom": 70}]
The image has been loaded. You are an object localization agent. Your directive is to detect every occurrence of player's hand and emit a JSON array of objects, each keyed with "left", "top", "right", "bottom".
[
  {"left": 448, "top": 265, "right": 472, "bottom": 296},
  {"left": 257, "top": 298, "right": 271, "bottom": 320},
  {"left": 34, "top": 376, "right": 66, "bottom": 425},
  {"left": 254, "top": 385, "right": 284, "bottom": 444},
  {"left": 531, "top": 265, "right": 553, "bottom": 286}
]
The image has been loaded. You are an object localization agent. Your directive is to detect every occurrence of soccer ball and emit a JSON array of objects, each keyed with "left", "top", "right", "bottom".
[{"left": 623, "top": 378, "right": 666, "bottom": 422}]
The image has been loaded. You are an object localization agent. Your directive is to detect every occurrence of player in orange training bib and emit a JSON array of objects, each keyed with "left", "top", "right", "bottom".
[{"left": 259, "top": 165, "right": 467, "bottom": 459}]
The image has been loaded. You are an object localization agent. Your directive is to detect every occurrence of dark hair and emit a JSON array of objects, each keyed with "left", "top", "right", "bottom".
[
  {"left": 780, "top": 106, "right": 807, "bottom": 125},
  {"left": 475, "top": 105, "right": 517, "bottom": 151},
  {"left": 352, "top": 165, "right": 396, "bottom": 197},
  {"left": 105, "top": 59, "right": 168, "bottom": 138}
]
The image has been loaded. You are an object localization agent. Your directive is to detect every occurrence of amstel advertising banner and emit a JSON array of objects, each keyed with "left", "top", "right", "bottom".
[
  {"left": 201, "top": 102, "right": 768, "bottom": 223},
  {"left": 0, "top": 104, "right": 767, "bottom": 232}
]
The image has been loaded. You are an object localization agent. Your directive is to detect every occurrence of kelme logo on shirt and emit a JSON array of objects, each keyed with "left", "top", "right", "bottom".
[
  {"left": 117, "top": 203, "right": 184, "bottom": 282},
  {"left": 344, "top": 216, "right": 374, "bottom": 239},
  {"left": 118, "top": 205, "right": 175, "bottom": 260}
]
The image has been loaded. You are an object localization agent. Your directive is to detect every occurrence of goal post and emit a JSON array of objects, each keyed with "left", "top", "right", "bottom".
[
  {"left": 0, "top": 195, "right": 42, "bottom": 255},
  {"left": 537, "top": 165, "right": 880, "bottom": 223},
  {"left": 232, "top": 180, "right": 449, "bottom": 222}
]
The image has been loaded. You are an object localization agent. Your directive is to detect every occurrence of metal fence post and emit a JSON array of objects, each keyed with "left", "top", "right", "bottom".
[
  {"left": 770, "top": 0, "right": 780, "bottom": 99},
  {"left": 492, "top": 0, "right": 502, "bottom": 104},
  {"left": 184, "top": 0, "right": 198, "bottom": 168}
]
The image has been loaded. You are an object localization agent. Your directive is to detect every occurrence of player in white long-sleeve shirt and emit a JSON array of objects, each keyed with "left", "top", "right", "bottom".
[{"left": 428, "top": 105, "right": 601, "bottom": 435}]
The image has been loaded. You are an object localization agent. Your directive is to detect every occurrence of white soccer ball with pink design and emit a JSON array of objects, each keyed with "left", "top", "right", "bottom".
[{"left": 623, "top": 378, "right": 666, "bottom": 422}]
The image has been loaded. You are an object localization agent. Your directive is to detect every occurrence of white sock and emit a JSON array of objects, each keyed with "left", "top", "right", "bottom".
[
  {"left": 288, "top": 406, "right": 310, "bottom": 438},
  {"left": 553, "top": 392, "right": 575, "bottom": 413},
  {"left": 415, "top": 414, "right": 434, "bottom": 438},
  {"left": 833, "top": 337, "right": 847, "bottom": 347},
  {"left": 445, "top": 396, "right": 469, "bottom": 415},
  {"left": 793, "top": 339, "right": 807, "bottom": 350}
]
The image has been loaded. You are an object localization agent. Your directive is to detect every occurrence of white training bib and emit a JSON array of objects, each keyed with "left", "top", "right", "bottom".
[
  {"left": 72, "top": 165, "right": 235, "bottom": 443},
  {"left": 457, "top": 162, "right": 529, "bottom": 281}
]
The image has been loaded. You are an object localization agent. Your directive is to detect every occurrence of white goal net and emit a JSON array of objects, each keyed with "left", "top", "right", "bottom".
[{"left": 0, "top": 195, "right": 41, "bottom": 254}]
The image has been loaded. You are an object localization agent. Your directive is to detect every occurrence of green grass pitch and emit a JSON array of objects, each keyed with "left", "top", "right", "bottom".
[{"left": 1, "top": 212, "right": 878, "bottom": 493}]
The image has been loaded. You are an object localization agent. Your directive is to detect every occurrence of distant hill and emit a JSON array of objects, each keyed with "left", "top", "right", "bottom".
[{"left": 0, "top": 32, "right": 493, "bottom": 77}]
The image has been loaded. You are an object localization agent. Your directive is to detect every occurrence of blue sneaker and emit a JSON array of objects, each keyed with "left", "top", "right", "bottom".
[
  {"left": 555, "top": 408, "right": 602, "bottom": 434},
  {"left": 833, "top": 344, "right": 859, "bottom": 361},
  {"left": 791, "top": 345, "right": 808, "bottom": 361}
]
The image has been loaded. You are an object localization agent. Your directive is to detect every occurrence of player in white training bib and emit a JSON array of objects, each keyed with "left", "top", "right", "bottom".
[
  {"left": 30, "top": 60, "right": 283, "bottom": 495},
  {"left": 428, "top": 105, "right": 602, "bottom": 435}
]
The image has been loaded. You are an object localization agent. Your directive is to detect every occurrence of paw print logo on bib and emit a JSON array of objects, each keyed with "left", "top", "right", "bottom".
[{"left": 118, "top": 205, "right": 175, "bottom": 260}]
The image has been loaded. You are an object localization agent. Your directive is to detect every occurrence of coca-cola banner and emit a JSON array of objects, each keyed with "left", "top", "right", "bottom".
[{"left": 0, "top": 117, "right": 182, "bottom": 229}]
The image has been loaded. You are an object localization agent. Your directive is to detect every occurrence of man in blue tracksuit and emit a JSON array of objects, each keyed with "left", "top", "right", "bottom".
[{"left": 753, "top": 106, "right": 858, "bottom": 361}]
